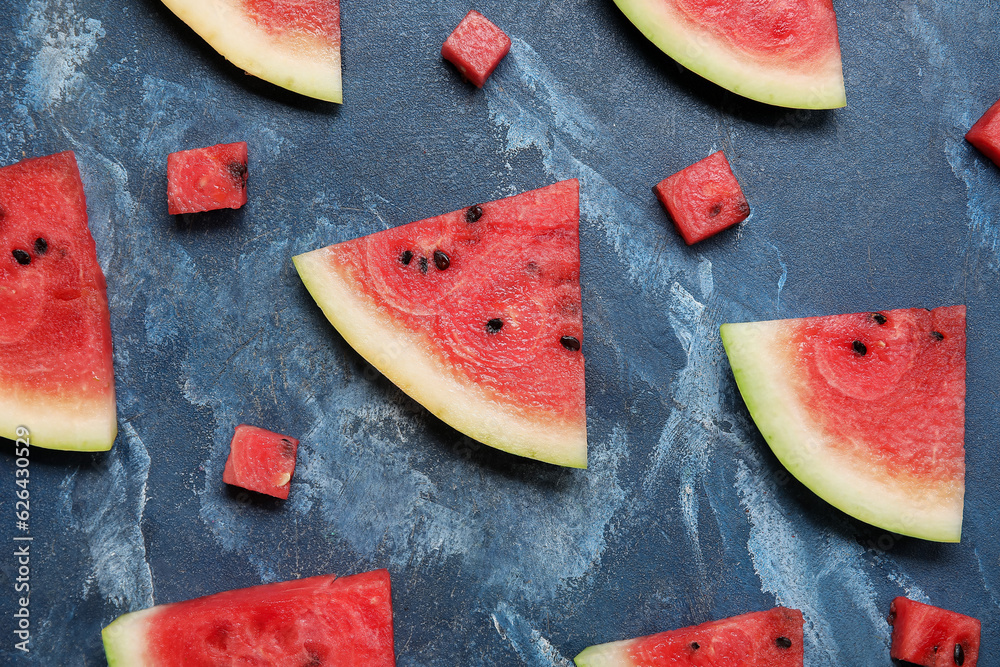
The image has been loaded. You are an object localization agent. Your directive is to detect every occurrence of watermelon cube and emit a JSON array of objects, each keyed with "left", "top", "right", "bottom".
[
  {"left": 167, "top": 141, "right": 248, "bottom": 215},
  {"left": 889, "top": 597, "right": 980, "bottom": 667},
  {"left": 966, "top": 96, "right": 1000, "bottom": 168},
  {"left": 441, "top": 10, "right": 511, "bottom": 88},
  {"left": 223, "top": 424, "right": 299, "bottom": 499},
  {"left": 654, "top": 151, "right": 750, "bottom": 245}
]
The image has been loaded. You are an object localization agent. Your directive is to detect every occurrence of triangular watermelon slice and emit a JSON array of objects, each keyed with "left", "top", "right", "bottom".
[
  {"left": 574, "top": 607, "right": 804, "bottom": 666},
  {"left": 0, "top": 152, "right": 116, "bottom": 451},
  {"left": 159, "top": 0, "right": 342, "bottom": 103},
  {"left": 293, "top": 180, "right": 586, "bottom": 468},
  {"left": 613, "top": 0, "right": 846, "bottom": 109},
  {"left": 721, "top": 307, "right": 966, "bottom": 542},
  {"left": 102, "top": 570, "right": 395, "bottom": 665}
]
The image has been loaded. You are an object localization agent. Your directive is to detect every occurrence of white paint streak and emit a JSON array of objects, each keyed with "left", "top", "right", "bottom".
[
  {"left": 60, "top": 422, "right": 154, "bottom": 610},
  {"left": 489, "top": 37, "right": 731, "bottom": 591},
  {"left": 20, "top": 0, "right": 105, "bottom": 110},
  {"left": 885, "top": 570, "right": 929, "bottom": 603},
  {"left": 489, "top": 39, "right": 600, "bottom": 149},
  {"left": 642, "top": 279, "right": 724, "bottom": 577},
  {"left": 903, "top": 4, "right": 1000, "bottom": 269},
  {"left": 974, "top": 549, "right": 1000, "bottom": 609},
  {"left": 735, "top": 455, "right": 887, "bottom": 665},
  {"left": 773, "top": 244, "right": 788, "bottom": 315},
  {"left": 492, "top": 602, "right": 574, "bottom": 666}
]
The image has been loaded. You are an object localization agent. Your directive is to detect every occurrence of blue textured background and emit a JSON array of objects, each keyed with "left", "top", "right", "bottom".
[{"left": 1, "top": 0, "right": 999, "bottom": 664}]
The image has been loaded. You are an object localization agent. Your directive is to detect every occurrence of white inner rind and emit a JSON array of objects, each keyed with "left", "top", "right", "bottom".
[
  {"left": 720, "top": 321, "right": 963, "bottom": 543},
  {"left": 612, "top": 0, "right": 846, "bottom": 109},
  {"left": 160, "top": 0, "right": 342, "bottom": 103},
  {"left": 293, "top": 250, "right": 587, "bottom": 468},
  {"left": 102, "top": 607, "right": 160, "bottom": 666},
  {"left": 0, "top": 390, "right": 116, "bottom": 451},
  {"left": 574, "top": 638, "right": 638, "bottom": 667}
]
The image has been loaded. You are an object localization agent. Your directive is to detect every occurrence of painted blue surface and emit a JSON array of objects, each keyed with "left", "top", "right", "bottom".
[{"left": 0, "top": 0, "right": 998, "bottom": 664}]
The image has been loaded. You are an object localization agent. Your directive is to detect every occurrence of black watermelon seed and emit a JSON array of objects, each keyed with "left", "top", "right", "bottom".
[
  {"left": 419, "top": 256, "right": 428, "bottom": 274},
  {"left": 280, "top": 438, "right": 296, "bottom": 456},
  {"left": 737, "top": 201, "right": 751, "bottom": 215},
  {"left": 227, "top": 161, "right": 248, "bottom": 184},
  {"left": 931, "top": 331, "right": 944, "bottom": 341},
  {"left": 12, "top": 249, "right": 30, "bottom": 266},
  {"left": 888, "top": 610, "right": 896, "bottom": 625},
  {"left": 399, "top": 250, "right": 413, "bottom": 265},
  {"left": 486, "top": 318, "right": 503, "bottom": 334},
  {"left": 34, "top": 237, "right": 48, "bottom": 255},
  {"left": 933, "top": 645, "right": 940, "bottom": 653},
  {"left": 775, "top": 636, "right": 793, "bottom": 649},
  {"left": 871, "top": 312, "right": 887, "bottom": 325},
  {"left": 955, "top": 643, "right": 965, "bottom": 665},
  {"left": 852, "top": 340, "right": 867, "bottom": 356},
  {"left": 465, "top": 205, "right": 483, "bottom": 223},
  {"left": 560, "top": 335, "right": 581, "bottom": 351},
  {"left": 709, "top": 203, "right": 722, "bottom": 218},
  {"left": 690, "top": 642, "right": 699, "bottom": 650},
  {"left": 433, "top": 250, "right": 450, "bottom": 270}
]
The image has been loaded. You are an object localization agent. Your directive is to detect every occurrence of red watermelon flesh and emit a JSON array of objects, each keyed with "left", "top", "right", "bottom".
[
  {"left": 0, "top": 151, "right": 116, "bottom": 451},
  {"left": 167, "top": 142, "right": 248, "bottom": 215},
  {"left": 612, "top": 0, "right": 845, "bottom": 109},
  {"left": 441, "top": 10, "right": 512, "bottom": 88},
  {"left": 573, "top": 608, "right": 804, "bottom": 666},
  {"left": 222, "top": 424, "right": 299, "bottom": 499},
  {"left": 721, "top": 307, "right": 966, "bottom": 542},
  {"left": 293, "top": 180, "right": 586, "bottom": 468},
  {"left": 889, "top": 597, "right": 980, "bottom": 667},
  {"left": 966, "top": 96, "right": 1000, "bottom": 168},
  {"left": 654, "top": 151, "right": 750, "bottom": 245},
  {"left": 244, "top": 0, "right": 339, "bottom": 36},
  {"left": 102, "top": 569, "right": 395, "bottom": 666}
]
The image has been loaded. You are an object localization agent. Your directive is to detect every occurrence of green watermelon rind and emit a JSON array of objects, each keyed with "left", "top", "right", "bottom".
[
  {"left": 574, "top": 638, "right": 636, "bottom": 666},
  {"left": 720, "top": 321, "right": 962, "bottom": 543},
  {"left": 612, "top": 0, "right": 846, "bottom": 109},
  {"left": 292, "top": 250, "right": 588, "bottom": 469},
  {"left": 0, "top": 397, "right": 116, "bottom": 451},
  {"left": 159, "top": 0, "right": 342, "bottom": 103},
  {"left": 102, "top": 606, "right": 159, "bottom": 666}
]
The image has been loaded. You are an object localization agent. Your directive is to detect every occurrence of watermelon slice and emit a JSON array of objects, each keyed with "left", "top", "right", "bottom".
[
  {"left": 574, "top": 607, "right": 804, "bottom": 666},
  {"left": 167, "top": 142, "right": 248, "bottom": 215},
  {"left": 966, "top": 95, "right": 1000, "bottom": 168},
  {"left": 0, "top": 151, "right": 116, "bottom": 451},
  {"left": 889, "top": 597, "right": 980, "bottom": 667},
  {"left": 159, "top": 0, "right": 342, "bottom": 103},
  {"left": 612, "top": 0, "right": 846, "bottom": 109},
  {"left": 654, "top": 150, "right": 750, "bottom": 245},
  {"left": 293, "top": 180, "right": 586, "bottom": 468},
  {"left": 102, "top": 569, "right": 395, "bottom": 666},
  {"left": 720, "top": 307, "right": 966, "bottom": 542},
  {"left": 222, "top": 424, "right": 299, "bottom": 499},
  {"left": 441, "top": 10, "right": 512, "bottom": 88}
]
